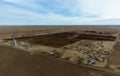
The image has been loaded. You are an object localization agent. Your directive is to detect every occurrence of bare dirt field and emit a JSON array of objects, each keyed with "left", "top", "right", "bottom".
[
  {"left": 0, "top": 44, "right": 119, "bottom": 76},
  {"left": 0, "top": 26, "right": 119, "bottom": 39},
  {"left": 6, "top": 31, "right": 116, "bottom": 47},
  {"left": 0, "top": 26, "right": 120, "bottom": 76}
]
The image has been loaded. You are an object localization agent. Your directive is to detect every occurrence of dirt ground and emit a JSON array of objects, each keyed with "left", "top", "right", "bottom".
[
  {"left": 0, "top": 44, "right": 119, "bottom": 76},
  {"left": 0, "top": 26, "right": 119, "bottom": 39},
  {"left": 108, "top": 33, "right": 120, "bottom": 69},
  {"left": 5, "top": 31, "right": 116, "bottom": 47},
  {"left": 0, "top": 26, "right": 120, "bottom": 75},
  {"left": 109, "top": 41, "right": 120, "bottom": 65}
]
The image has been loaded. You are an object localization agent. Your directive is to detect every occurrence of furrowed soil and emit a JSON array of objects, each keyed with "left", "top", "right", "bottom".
[
  {"left": 6, "top": 32, "right": 116, "bottom": 48},
  {"left": 0, "top": 44, "right": 119, "bottom": 76}
]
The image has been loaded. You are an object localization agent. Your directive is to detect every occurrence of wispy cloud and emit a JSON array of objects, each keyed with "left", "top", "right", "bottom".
[
  {"left": 78, "top": 0, "right": 120, "bottom": 19},
  {"left": 1, "top": 0, "right": 120, "bottom": 25}
]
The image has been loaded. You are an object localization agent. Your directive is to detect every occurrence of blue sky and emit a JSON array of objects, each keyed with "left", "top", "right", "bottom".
[{"left": 1, "top": 0, "right": 120, "bottom": 25}]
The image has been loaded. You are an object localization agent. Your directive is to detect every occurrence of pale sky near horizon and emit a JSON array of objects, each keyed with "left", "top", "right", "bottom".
[{"left": 1, "top": 0, "right": 120, "bottom": 25}]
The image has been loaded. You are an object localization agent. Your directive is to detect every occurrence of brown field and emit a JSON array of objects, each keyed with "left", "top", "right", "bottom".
[
  {"left": 5, "top": 31, "right": 116, "bottom": 47},
  {"left": 0, "top": 26, "right": 119, "bottom": 39},
  {"left": 0, "top": 26, "right": 120, "bottom": 76},
  {"left": 0, "top": 44, "right": 119, "bottom": 76}
]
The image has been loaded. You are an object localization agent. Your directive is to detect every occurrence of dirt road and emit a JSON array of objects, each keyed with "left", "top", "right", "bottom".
[
  {"left": 0, "top": 45, "right": 119, "bottom": 76},
  {"left": 108, "top": 33, "right": 120, "bottom": 65}
]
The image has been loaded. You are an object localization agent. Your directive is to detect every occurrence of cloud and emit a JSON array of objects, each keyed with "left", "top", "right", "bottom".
[
  {"left": 0, "top": 3, "right": 93, "bottom": 25},
  {"left": 79, "top": 0, "right": 120, "bottom": 19},
  {"left": 86, "top": 18, "right": 120, "bottom": 25},
  {"left": 3, "top": 0, "right": 21, "bottom": 3},
  {"left": 1, "top": 0, "right": 120, "bottom": 25}
]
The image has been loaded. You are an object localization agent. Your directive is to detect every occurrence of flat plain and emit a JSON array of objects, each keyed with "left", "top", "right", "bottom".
[{"left": 0, "top": 26, "right": 120, "bottom": 76}]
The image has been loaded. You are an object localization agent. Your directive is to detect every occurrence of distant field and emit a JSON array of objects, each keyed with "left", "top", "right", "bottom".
[{"left": 0, "top": 26, "right": 120, "bottom": 39}]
